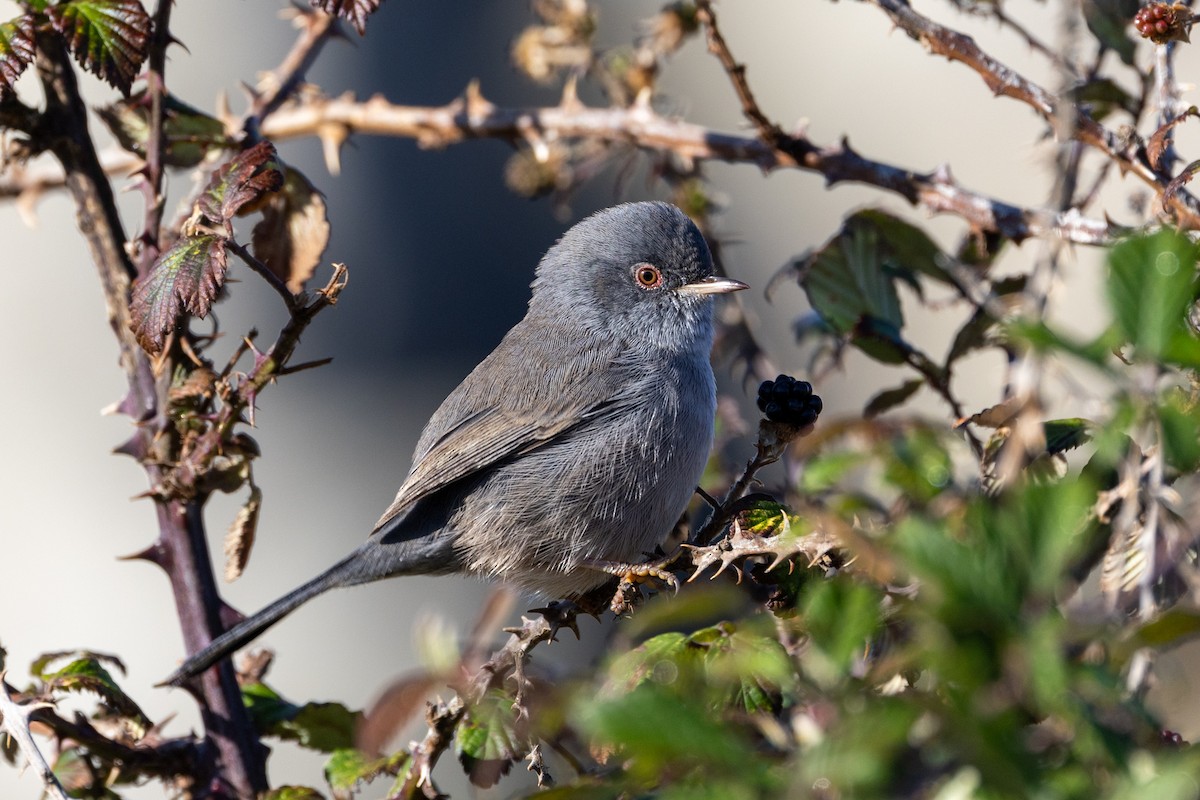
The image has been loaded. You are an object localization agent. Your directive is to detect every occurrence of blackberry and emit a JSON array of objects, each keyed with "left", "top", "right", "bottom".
[{"left": 756, "top": 374, "right": 823, "bottom": 427}]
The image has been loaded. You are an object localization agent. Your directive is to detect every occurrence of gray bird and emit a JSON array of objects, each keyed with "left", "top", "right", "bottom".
[{"left": 163, "top": 201, "right": 746, "bottom": 686}]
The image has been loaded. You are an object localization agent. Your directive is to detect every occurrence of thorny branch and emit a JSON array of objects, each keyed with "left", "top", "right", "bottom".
[
  {"left": 0, "top": 677, "right": 69, "bottom": 800},
  {"left": 3, "top": 93, "right": 1114, "bottom": 246},
  {"left": 863, "top": 0, "right": 1200, "bottom": 227}
]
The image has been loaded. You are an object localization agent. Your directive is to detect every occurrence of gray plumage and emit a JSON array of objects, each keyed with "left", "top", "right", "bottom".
[{"left": 163, "top": 201, "right": 746, "bottom": 687}]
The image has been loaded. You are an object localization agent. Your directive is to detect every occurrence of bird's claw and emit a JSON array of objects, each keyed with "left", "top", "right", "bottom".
[{"left": 584, "top": 556, "right": 681, "bottom": 615}]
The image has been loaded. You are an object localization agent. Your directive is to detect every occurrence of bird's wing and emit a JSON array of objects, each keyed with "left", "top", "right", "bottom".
[{"left": 370, "top": 397, "right": 617, "bottom": 532}]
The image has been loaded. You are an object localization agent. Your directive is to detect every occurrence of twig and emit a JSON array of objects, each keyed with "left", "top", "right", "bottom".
[
  {"left": 246, "top": 6, "right": 341, "bottom": 130},
  {"left": 0, "top": 678, "right": 69, "bottom": 800},
  {"left": 138, "top": 0, "right": 174, "bottom": 272},
  {"left": 862, "top": 0, "right": 1200, "bottom": 227},
  {"left": 226, "top": 239, "right": 300, "bottom": 312}
]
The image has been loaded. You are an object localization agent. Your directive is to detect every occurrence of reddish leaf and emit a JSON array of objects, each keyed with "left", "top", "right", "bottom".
[
  {"left": 314, "top": 0, "right": 382, "bottom": 35},
  {"left": 197, "top": 141, "right": 285, "bottom": 231},
  {"left": 0, "top": 14, "right": 35, "bottom": 96},
  {"left": 49, "top": 0, "right": 150, "bottom": 96},
  {"left": 130, "top": 234, "right": 228, "bottom": 353}
]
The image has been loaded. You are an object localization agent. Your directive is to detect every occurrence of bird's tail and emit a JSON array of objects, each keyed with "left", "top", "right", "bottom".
[{"left": 159, "top": 550, "right": 367, "bottom": 688}]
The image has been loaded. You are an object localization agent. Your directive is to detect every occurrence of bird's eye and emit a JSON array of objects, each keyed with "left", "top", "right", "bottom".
[{"left": 634, "top": 264, "right": 663, "bottom": 289}]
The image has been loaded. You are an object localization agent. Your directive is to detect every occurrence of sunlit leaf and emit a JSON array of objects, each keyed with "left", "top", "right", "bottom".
[
  {"left": 42, "top": 656, "right": 152, "bottom": 733},
  {"left": 262, "top": 788, "right": 326, "bottom": 800},
  {"left": 251, "top": 167, "right": 330, "bottom": 293},
  {"left": 324, "top": 748, "right": 409, "bottom": 794},
  {"left": 242, "top": 681, "right": 360, "bottom": 752},
  {"left": 198, "top": 140, "right": 285, "bottom": 230},
  {"left": 49, "top": 0, "right": 150, "bottom": 95},
  {"left": 0, "top": 14, "right": 35, "bottom": 96},
  {"left": 129, "top": 234, "right": 228, "bottom": 354}
]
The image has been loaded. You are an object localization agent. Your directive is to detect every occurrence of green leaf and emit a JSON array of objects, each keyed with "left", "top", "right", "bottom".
[
  {"left": 882, "top": 428, "right": 953, "bottom": 504},
  {"left": 251, "top": 167, "right": 330, "bottom": 294},
  {"left": 800, "top": 450, "right": 867, "bottom": 493},
  {"left": 1159, "top": 391, "right": 1200, "bottom": 472},
  {"left": 48, "top": 0, "right": 150, "bottom": 95},
  {"left": 1081, "top": 0, "right": 1139, "bottom": 66},
  {"left": 97, "top": 91, "right": 230, "bottom": 167},
  {"left": 864, "top": 379, "right": 923, "bottom": 418},
  {"left": 801, "top": 223, "right": 903, "bottom": 335},
  {"left": 197, "top": 140, "right": 285, "bottom": 230},
  {"left": 314, "top": 0, "right": 382, "bottom": 36},
  {"left": 42, "top": 657, "right": 152, "bottom": 733},
  {"left": 1043, "top": 418, "right": 1093, "bottom": 455},
  {"left": 738, "top": 498, "right": 791, "bottom": 535},
  {"left": 1107, "top": 229, "right": 1200, "bottom": 363},
  {"left": 129, "top": 234, "right": 228, "bottom": 354},
  {"left": 324, "top": 748, "right": 410, "bottom": 793},
  {"left": 455, "top": 689, "right": 527, "bottom": 787},
  {"left": 243, "top": 682, "right": 360, "bottom": 753},
  {"left": 0, "top": 14, "right": 35, "bottom": 96}
]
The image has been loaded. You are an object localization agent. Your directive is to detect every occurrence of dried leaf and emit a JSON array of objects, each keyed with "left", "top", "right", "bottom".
[
  {"left": 313, "top": 0, "right": 382, "bottom": 35},
  {"left": 224, "top": 485, "right": 262, "bottom": 582},
  {"left": 197, "top": 140, "right": 285, "bottom": 231},
  {"left": 1148, "top": 106, "right": 1200, "bottom": 171},
  {"left": 48, "top": 0, "right": 150, "bottom": 96},
  {"left": 0, "top": 14, "right": 35, "bottom": 96},
  {"left": 251, "top": 168, "right": 330, "bottom": 293},
  {"left": 1163, "top": 159, "right": 1200, "bottom": 213},
  {"left": 959, "top": 398, "right": 1023, "bottom": 429},
  {"left": 129, "top": 234, "right": 228, "bottom": 354}
]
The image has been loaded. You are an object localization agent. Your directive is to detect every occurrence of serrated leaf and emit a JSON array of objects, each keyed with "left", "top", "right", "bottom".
[
  {"left": 252, "top": 167, "right": 330, "bottom": 293},
  {"left": 456, "top": 690, "right": 525, "bottom": 787},
  {"left": 43, "top": 657, "right": 152, "bottom": 733},
  {"left": 314, "top": 0, "right": 381, "bottom": 36},
  {"left": 197, "top": 140, "right": 285, "bottom": 230},
  {"left": 325, "top": 748, "right": 410, "bottom": 793},
  {"left": 801, "top": 223, "right": 903, "bottom": 335},
  {"left": 31, "top": 649, "right": 126, "bottom": 679},
  {"left": 97, "top": 91, "right": 230, "bottom": 167},
  {"left": 49, "top": 0, "right": 150, "bottom": 95},
  {"left": 1043, "top": 418, "right": 1093, "bottom": 456},
  {"left": 224, "top": 485, "right": 262, "bottom": 582},
  {"left": 1107, "top": 229, "right": 1200, "bottom": 362},
  {"left": 864, "top": 379, "right": 923, "bottom": 418},
  {"left": 738, "top": 498, "right": 790, "bottom": 535},
  {"left": 129, "top": 234, "right": 228, "bottom": 354},
  {"left": 0, "top": 15, "right": 35, "bottom": 96}
]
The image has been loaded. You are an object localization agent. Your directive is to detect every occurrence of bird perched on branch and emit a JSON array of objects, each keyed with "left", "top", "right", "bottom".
[{"left": 163, "top": 201, "right": 746, "bottom": 687}]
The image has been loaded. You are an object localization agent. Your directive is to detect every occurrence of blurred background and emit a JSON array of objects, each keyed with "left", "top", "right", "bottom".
[{"left": 2, "top": 0, "right": 1198, "bottom": 796}]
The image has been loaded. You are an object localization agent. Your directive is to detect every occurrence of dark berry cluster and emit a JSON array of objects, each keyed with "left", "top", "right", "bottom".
[
  {"left": 756, "top": 374, "right": 823, "bottom": 427},
  {"left": 1134, "top": 3, "right": 1190, "bottom": 44}
]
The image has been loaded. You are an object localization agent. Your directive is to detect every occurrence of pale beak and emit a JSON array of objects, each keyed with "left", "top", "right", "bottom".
[{"left": 677, "top": 275, "right": 750, "bottom": 296}]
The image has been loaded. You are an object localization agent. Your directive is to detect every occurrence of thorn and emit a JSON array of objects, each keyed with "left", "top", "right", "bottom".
[
  {"left": 318, "top": 121, "right": 347, "bottom": 175},
  {"left": 632, "top": 85, "right": 654, "bottom": 111},
  {"left": 119, "top": 541, "right": 167, "bottom": 568},
  {"left": 560, "top": 74, "right": 581, "bottom": 111},
  {"left": 464, "top": 79, "right": 494, "bottom": 122},
  {"left": 112, "top": 434, "right": 148, "bottom": 461}
]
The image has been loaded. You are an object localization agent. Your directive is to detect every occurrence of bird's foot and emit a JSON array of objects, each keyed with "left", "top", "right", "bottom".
[{"left": 584, "top": 555, "right": 681, "bottom": 615}]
